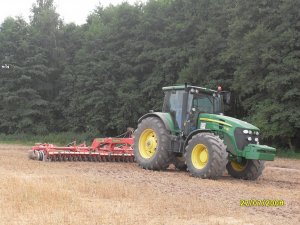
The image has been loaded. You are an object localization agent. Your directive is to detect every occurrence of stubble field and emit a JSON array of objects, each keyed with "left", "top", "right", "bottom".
[{"left": 0, "top": 144, "right": 299, "bottom": 225}]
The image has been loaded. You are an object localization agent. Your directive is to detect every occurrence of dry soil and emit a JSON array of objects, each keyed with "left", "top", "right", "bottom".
[{"left": 0, "top": 144, "right": 299, "bottom": 225}]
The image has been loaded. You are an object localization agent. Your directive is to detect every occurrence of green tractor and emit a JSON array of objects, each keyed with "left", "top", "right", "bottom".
[{"left": 133, "top": 84, "right": 276, "bottom": 180}]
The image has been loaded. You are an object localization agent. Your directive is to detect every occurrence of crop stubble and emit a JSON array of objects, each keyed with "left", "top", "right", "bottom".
[{"left": 0, "top": 144, "right": 299, "bottom": 225}]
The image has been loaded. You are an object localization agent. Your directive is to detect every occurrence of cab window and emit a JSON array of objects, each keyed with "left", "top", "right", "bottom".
[{"left": 192, "top": 95, "right": 213, "bottom": 113}]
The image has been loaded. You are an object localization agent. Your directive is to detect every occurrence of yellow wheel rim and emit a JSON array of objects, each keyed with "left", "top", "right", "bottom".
[
  {"left": 139, "top": 129, "right": 158, "bottom": 159},
  {"left": 191, "top": 144, "right": 209, "bottom": 169},
  {"left": 231, "top": 160, "right": 247, "bottom": 172}
]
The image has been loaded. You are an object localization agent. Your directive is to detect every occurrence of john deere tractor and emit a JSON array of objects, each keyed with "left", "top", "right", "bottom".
[{"left": 134, "top": 84, "right": 276, "bottom": 180}]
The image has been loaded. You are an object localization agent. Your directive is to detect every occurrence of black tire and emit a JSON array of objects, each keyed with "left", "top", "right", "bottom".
[
  {"left": 134, "top": 117, "right": 173, "bottom": 170},
  {"left": 226, "top": 159, "right": 265, "bottom": 180},
  {"left": 185, "top": 132, "right": 228, "bottom": 179},
  {"left": 173, "top": 156, "right": 187, "bottom": 171}
]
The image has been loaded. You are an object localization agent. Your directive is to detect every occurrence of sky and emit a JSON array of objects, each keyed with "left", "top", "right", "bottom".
[{"left": 0, "top": 0, "right": 145, "bottom": 25}]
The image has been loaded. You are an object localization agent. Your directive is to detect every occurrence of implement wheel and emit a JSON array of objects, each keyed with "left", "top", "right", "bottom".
[
  {"left": 185, "top": 133, "right": 228, "bottom": 179},
  {"left": 134, "top": 117, "right": 172, "bottom": 170},
  {"left": 226, "top": 159, "right": 265, "bottom": 180}
]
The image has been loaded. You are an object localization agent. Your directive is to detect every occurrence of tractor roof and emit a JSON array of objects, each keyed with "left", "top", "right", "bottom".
[{"left": 162, "top": 85, "right": 217, "bottom": 94}]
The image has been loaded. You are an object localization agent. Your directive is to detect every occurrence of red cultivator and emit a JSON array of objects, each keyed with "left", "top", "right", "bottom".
[{"left": 28, "top": 136, "right": 134, "bottom": 162}]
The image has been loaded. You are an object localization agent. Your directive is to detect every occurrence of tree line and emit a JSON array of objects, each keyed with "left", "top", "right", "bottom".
[{"left": 0, "top": 0, "right": 299, "bottom": 149}]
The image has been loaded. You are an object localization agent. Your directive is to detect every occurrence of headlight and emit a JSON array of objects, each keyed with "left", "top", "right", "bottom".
[
  {"left": 249, "top": 130, "right": 252, "bottom": 135},
  {"left": 247, "top": 137, "right": 252, "bottom": 141},
  {"left": 255, "top": 138, "right": 259, "bottom": 142},
  {"left": 243, "top": 130, "right": 249, "bottom": 134},
  {"left": 255, "top": 131, "right": 259, "bottom": 136}
]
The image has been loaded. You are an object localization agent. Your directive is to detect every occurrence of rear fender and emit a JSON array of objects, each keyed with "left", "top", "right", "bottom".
[{"left": 138, "top": 112, "right": 177, "bottom": 134}]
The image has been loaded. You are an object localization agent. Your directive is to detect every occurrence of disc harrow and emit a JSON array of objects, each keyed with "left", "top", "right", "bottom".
[{"left": 28, "top": 137, "right": 134, "bottom": 163}]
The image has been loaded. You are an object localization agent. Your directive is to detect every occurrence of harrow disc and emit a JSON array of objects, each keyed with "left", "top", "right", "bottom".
[
  {"left": 28, "top": 150, "right": 36, "bottom": 160},
  {"left": 29, "top": 136, "right": 134, "bottom": 163}
]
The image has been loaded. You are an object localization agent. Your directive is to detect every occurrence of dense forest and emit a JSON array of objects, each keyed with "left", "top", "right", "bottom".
[{"left": 0, "top": 0, "right": 299, "bottom": 149}]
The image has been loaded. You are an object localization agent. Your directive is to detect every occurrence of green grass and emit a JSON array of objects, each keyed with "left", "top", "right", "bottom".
[
  {"left": 276, "top": 149, "right": 300, "bottom": 159},
  {"left": 0, "top": 132, "right": 99, "bottom": 146}
]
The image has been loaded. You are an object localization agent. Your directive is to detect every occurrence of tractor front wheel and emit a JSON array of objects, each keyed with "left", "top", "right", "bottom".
[
  {"left": 134, "top": 117, "right": 172, "bottom": 170},
  {"left": 185, "top": 133, "right": 228, "bottom": 179},
  {"left": 226, "top": 159, "right": 265, "bottom": 180}
]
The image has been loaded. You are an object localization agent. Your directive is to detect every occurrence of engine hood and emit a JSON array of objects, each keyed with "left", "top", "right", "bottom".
[{"left": 199, "top": 113, "right": 259, "bottom": 130}]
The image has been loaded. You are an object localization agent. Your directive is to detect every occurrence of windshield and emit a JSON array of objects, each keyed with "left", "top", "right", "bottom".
[
  {"left": 162, "top": 90, "right": 184, "bottom": 129},
  {"left": 162, "top": 90, "right": 184, "bottom": 113},
  {"left": 188, "top": 93, "right": 223, "bottom": 114}
]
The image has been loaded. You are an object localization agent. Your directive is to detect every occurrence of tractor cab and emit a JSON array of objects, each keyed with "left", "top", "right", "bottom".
[{"left": 162, "top": 85, "right": 228, "bottom": 133}]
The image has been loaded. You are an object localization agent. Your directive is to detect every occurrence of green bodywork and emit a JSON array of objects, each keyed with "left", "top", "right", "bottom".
[
  {"left": 145, "top": 85, "right": 276, "bottom": 161},
  {"left": 198, "top": 114, "right": 276, "bottom": 161}
]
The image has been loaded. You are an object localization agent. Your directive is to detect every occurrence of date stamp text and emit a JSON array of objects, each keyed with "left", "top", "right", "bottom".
[{"left": 240, "top": 199, "right": 285, "bottom": 207}]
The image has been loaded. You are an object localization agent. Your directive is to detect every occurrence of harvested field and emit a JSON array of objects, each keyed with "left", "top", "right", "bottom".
[{"left": 0, "top": 144, "right": 299, "bottom": 225}]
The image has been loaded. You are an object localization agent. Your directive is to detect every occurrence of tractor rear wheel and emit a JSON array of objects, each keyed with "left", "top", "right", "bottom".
[
  {"left": 226, "top": 159, "right": 265, "bottom": 180},
  {"left": 134, "top": 117, "right": 173, "bottom": 170},
  {"left": 185, "top": 133, "right": 227, "bottom": 179}
]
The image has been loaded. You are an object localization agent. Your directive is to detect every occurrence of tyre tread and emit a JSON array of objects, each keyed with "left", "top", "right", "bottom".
[
  {"left": 134, "top": 117, "right": 172, "bottom": 170},
  {"left": 185, "top": 132, "right": 228, "bottom": 179}
]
